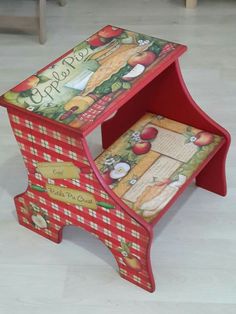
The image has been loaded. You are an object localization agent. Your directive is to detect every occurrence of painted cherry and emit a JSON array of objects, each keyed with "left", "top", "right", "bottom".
[
  {"left": 132, "top": 142, "right": 151, "bottom": 155},
  {"left": 140, "top": 126, "right": 158, "bottom": 140}
]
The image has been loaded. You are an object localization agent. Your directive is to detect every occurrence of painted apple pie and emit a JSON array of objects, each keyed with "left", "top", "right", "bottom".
[{"left": 82, "top": 43, "right": 150, "bottom": 96}]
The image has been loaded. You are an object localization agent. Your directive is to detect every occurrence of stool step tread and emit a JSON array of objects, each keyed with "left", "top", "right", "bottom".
[{"left": 95, "top": 112, "right": 224, "bottom": 224}]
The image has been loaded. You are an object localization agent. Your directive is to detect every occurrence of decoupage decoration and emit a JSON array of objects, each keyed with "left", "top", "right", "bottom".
[
  {"left": 95, "top": 113, "right": 223, "bottom": 222},
  {"left": 36, "top": 162, "right": 80, "bottom": 179},
  {"left": 0, "top": 25, "right": 230, "bottom": 292},
  {"left": 1, "top": 26, "right": 179, "bottom": 133}
]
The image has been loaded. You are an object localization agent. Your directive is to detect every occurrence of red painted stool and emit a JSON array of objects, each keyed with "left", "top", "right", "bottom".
[{"left": 0, "top": 25, "right": 230, "bottom": 292}]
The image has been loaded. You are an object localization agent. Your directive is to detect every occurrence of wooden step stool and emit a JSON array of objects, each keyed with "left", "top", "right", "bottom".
[{"left": 0, "top": 25, "right": 230, "bottom": 292}]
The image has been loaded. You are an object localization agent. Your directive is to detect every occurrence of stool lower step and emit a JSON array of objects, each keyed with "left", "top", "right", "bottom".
[{"left": 95, "top": 112, "right": 224, "bottom": 224}]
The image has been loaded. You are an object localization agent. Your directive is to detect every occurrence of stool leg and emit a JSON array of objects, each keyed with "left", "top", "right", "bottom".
[
  {"left": 38, "top": 0, "right": 46, "bottom": 44},
  {"left": 15, "top": 195, "right": 64, "bottom": 243},
  {"left": 58, "top": 0, "right": 67, "bottom": 6},
  {"left": 57, "top": 222, "right": 155, "bottom": 292},
  {"left": 116, "top": 237, "right": 155, "bottom": 292}
]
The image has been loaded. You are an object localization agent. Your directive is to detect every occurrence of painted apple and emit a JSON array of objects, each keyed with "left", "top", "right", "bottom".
[
  {"left": 3, "top": 91, "right": 26, "bottom": 107},
  {"left": 31, "top": 214, "right": 47, "bottom": 229},
  {"left": 128, "top": 51, "right": 156, "bottom": 67},
  {"left": 122, "top": 64, "right": 145, "bottom": 81},
  {"left": 110, "top": 162, "right": 131, "bottom": 179},
  {"left": 140, "top": 126, "right": 158, "bottom": 140},
  {"left": 193, "top": 131, "right": 214, "bottom": 146},
  {"left": 98, "top": 26, "right": 123, "bottom": 39},
  {"left": 132, "top": 142, "right": 151, "bottom": 155},
  {"left": 87, "top": 33, "right": 107, "bottom": 47},
  {"left": 118, "top": 241, "right": 142, "bottom": 272},
  {"left": 11, "top": 75, "right": 40, "bottom": 93}
]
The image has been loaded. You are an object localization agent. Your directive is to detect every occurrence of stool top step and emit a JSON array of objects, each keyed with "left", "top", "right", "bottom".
[{"left": 0, "top": 25, "right": 186, "bottom": 135}]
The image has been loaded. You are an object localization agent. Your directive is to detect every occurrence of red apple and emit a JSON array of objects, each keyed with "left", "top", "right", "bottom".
[
  {"left": 194, "top": 131, "right": 214, "bottom": 146},
  {"left": 102, "top": 171, "right": 116, "bottom": 185},
  {"left": 87, "top": 33, "right": 107, "bottom": 47},
  {"left": 11, "top": 75, "right": 39, "bottom": 93},
  {"left": 128, "top": 51, "right": 156, "bottom": 67},
  {"left": 132, "top": 142, "right": 151, "bottom": 155},
  {"left": 140, "top": 126, "right": 158, "bottom": 140},
  {"left": 98, "top": 26, "right": 123, "bottom": 39}
]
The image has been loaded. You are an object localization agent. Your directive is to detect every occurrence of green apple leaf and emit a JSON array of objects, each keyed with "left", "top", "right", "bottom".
[
  {"left": 111, "top": 80, "right": 122, "bottom": 92},
  {"left": 38, "top": 75, "right": 51, "bottom": 83},
  {"left": 122, "top": 81, "right": 131, "bottom": 89}
]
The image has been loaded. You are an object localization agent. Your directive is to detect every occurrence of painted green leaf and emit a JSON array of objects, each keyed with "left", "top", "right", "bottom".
[
  {"left": 111, "top": 80, "right": 122, "bottom": 92},
  {"left": 149, "top": 43, "right": 162, "bottom": 56},
  {"left": 117, "top": 32, "right": 128, "bottom": 40},
  {"left": 38, "top": 75, "right": 51, "bottom": 83},
  {"left": 74, "top": 41, "right": 90, "bottom": 52},
  {"left": 122, "top": 81, "right": 131, "bottom": 89},
  {"left": 96, "top": 201, "right": 115, "bottom": 209},
  {"left": 21, "top": 90, "right": 33, "bottom": 97},
  {"left": 30, "top": 184, "right": 46, "bottom": 192}
]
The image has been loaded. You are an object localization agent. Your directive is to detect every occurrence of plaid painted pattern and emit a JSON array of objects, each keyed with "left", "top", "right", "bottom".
[
  {"left": 9, "top": 109, "right": 154, "bottom": 292},
  {"left": 78, "top": 94, "right": 113, "bottom": 123},
  {"left": 159, "top": 43, "right": 176, "bottom": 57}
]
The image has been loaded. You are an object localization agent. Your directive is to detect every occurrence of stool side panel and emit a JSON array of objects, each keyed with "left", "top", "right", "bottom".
[
  {"left": 7, "top": 108, "right": 155, "bottom": 292},
  {"left": 146, "top": 60, "right": 231, "bottom": 197}
]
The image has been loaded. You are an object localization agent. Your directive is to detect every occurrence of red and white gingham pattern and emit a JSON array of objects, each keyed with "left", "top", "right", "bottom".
[
  {"left": 79, "top": 102, "right": 107, "bottom": 122},
  {"left": 159, "top": 43, "right": 175, "bottom": 57},
  {"left": 78, "top": 94, "right": 113, "bottom": 123},
  {"left": 8, "top": 109, "right": 154, "bottom": 292}
]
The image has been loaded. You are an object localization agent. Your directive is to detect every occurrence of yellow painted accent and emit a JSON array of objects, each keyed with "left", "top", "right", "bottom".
[
  {"left": 64, "top": 96, "right": 94, "bottom": 113},
  {"left": 113, "top": 151, "right": 160, "bottom": 197},
  {"left": 36, "top": 162, "right": 80, "bottom": 179},
  {"left": 46, "top": 184, "right": 97, "bottom": 209},
  {"left": 150, "top": 116, "right": 201, "bottom": 134}
]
